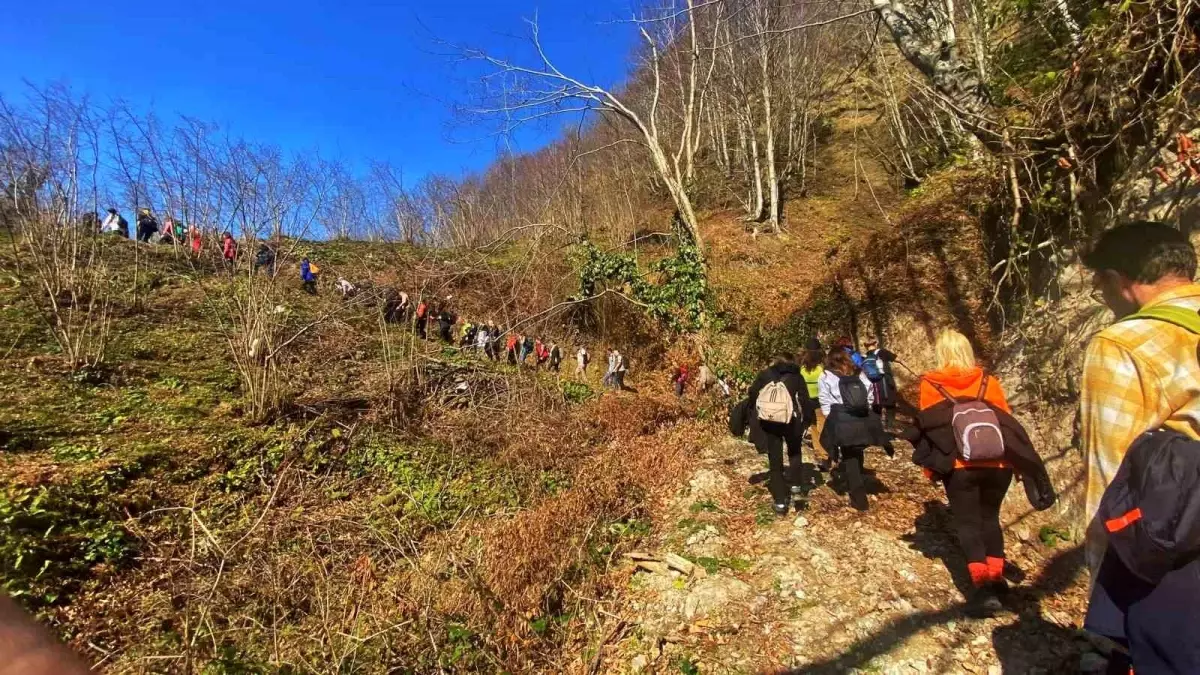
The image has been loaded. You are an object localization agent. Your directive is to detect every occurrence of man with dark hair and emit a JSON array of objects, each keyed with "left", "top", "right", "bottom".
[{"left": 1080, "top": 220, "right": 1200, "bottom": 672}]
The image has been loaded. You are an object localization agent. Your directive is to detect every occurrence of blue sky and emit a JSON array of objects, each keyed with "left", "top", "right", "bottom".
[{"left": 0, "top": 0, "right": 639, "bottom": 184}]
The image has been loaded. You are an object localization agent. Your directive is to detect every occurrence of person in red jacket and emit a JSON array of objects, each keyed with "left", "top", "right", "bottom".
[
  {"left": 919, "top": 328, "right": 1014, "bottom": 616},
  {"left": 505, "top": 333, "right": 519, "bottom": 364},
  {"left": 674, "top": 364, "right": 689, "bottom": 398},
  {"left": 221, "top": 232, "right": 237, "bottom": 265},
  {"left": 415, "top": 301, "right": 428, "bottom": 340}
]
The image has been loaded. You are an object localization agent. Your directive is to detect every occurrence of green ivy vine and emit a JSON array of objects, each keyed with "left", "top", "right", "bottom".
[{"left": 571, "top": 234, "right": 710, "bottom": 333}]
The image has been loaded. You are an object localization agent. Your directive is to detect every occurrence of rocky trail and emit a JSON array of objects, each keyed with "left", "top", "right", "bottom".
[{"left": 606, "top": 434, "right": 1091, "bottom": 674}]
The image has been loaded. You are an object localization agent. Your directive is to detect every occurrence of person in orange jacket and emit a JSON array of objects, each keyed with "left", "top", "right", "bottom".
[{"left": 918, "top": 328, "right": 1013, "bottom": 616}]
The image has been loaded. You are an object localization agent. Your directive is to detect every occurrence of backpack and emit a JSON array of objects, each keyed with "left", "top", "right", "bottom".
[
  {"left": 1096, "top": 429, "right": 1200, "bottom": 585},
  {"left": 756, "top": 381, "right": 796, "bottom": 424},
  {"left": 838, "top": 375, "right": 870, "bottom": 417},
  {"left": 925, "top": 375, "right": 1006, "bottom": 462},
  {"left": 862, "top": 352, "right": 883, "bottom": 381}
]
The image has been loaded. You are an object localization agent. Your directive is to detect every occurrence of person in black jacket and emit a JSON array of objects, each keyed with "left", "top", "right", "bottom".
[
  {"left": 747, "top": 353, "right": 812, "bottom": 516},
  {"left": 905, "top": 330, "right": 1056, "bottom": 616}
]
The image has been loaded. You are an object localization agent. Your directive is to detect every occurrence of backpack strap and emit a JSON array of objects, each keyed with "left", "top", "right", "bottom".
[
  {"left": 1122, "top": 304, "right": 1200, "bottom": 335},
  {"left": 924, "top": 377, "right": 959, "bottom": 404},
  {"left": 976, "top": 374, "right": 989, "bottom": 401}
]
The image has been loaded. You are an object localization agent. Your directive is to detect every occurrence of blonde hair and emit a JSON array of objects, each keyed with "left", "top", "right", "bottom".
[{"left": 934, "top": 329, "right": 977, "bottom": 371}]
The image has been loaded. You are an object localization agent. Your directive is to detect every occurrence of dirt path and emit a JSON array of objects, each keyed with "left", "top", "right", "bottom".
[{"left": 605, "top": 435, "right": 1089, "bottom": 674}]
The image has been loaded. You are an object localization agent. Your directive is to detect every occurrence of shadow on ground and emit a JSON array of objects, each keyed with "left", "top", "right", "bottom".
[{"left": 783, "top": 546, "right": 1085, "bottom": 674}]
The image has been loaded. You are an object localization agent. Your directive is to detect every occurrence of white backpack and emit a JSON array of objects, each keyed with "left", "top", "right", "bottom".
[{"left": 756, "top": 381, "right": 795, "bottom": 424}]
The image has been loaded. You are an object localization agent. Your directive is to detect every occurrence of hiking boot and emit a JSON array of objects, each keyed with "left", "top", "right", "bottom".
[
  {"left": 850, "top": 493, "right": 870, "bottom": 512},
  {"left": 773, "top": 503, "right": 789, "bottom": 517},
  {"left": 966, "top": 586, "right": 1003, "bottom": 618},
  {"left": 988, "top": 578, "right": 1010, "bottom": 598}
]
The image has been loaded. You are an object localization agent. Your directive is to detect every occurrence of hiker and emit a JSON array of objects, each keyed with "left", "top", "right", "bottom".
[
  {"left": 536, "top": 339, "right": 551, "bottom": 368},
  {"left": 484, "top": 321, "right": 499, "bottom": 360},
  {"left": 254, "top": 244, "right": 276, "bottom": 275},
  {"left": 519, "top": 334, "right": 534, "bottom": 365},
  {"left": 415, "top": 300, "right": 428, "bottom": 339},
  {"left": 336, "top": 277, "right": 356, "bottom": 298},
  {"left": 818, "top": 348, "right": 889, "bottom": 511},
  {"left": 135, "top": 209, "right": 159, "bottom": 243},
  {"left": 470, "top": 319, "right": 484, "bottom": 353},
  {"left": 836, "top": 335, "right": 864, "bottom": 369},
  {"left": 161, "top": 215, "right": 183, "bottom": 244},
  {"left": 189, "top": 223, "right": 203, "bottom": 256},
  {"left": 100, "top": 208, "right": 128, "bottom": 237},
  {"left": 602, "top": 349, "right": 618, "bottom": 389},
  {"left": 438, "top": 307, "right": 455, "bottom": 343},
  {"left": 576, "top": 346, "right": 590, "bottom": 378},
  {"left": 863, "top": 338, "right": 900, "bottom": 430},
  {"left": 800, "top": 338, "right": 828, "bottom": 468},
  {"left": 299, "top": 258, "right": 318, "bottom": 294},
  {"left": 505, "top": 332, "right": 519, "bottom": 364},
  {"left": 397, "top": 292, "right": 410, "bottom": 321},
  {"left": 222, "top": 232, "right": 237, "bottom": 264},
  {"left": 747, "top": 353, "right": 810, "bottom": 516},
  {"left": 549, "top": 343, "right": 562, "bottom": 372},
  {"left": 462, "top": 321, "right": 478, "bottom": 350},
  {"left": 911, "top": 329, "right": 1025, "bottom": 616},
  {"left": 614, "top": 350, "right": 629, "bottom": 390},
  {"left": 696, "top": 363, "right": 714, "bottom": 393},
  {"left": 1079, "top": 221, "right": 1200, "bottom": 674},
  {"left": 673, "top": 363, "right": 689, "bottom": 398}
]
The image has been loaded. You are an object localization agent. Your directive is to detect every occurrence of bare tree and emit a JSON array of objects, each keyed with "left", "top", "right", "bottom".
[
  {"left": 0, "top": 84, "right": 113, "bottom": 372},
  {"left": 461, "top": 0, "right": 721, "bottom": 256}
]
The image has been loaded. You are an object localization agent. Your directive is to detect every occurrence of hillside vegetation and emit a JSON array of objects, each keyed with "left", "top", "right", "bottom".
[{"left": 3, "top": 0, "right": 1200, "bottom": 671}]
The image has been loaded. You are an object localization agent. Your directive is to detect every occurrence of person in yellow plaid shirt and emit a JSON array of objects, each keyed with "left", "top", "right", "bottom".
[{"left": 1080, "top": 221, "right": 1200, "bottom": 581}]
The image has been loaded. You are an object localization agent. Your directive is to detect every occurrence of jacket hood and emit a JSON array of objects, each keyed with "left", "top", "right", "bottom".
[{"left": 923, "top": 366, "right": 985, "bottom": 390}]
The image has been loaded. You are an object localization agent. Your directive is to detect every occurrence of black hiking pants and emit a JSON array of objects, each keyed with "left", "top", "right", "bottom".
[
  {"left": 944, "top": 467, "right": 1013, "bottom": 564},
  {"left": 838, "top": 445, "right": 869, "bottom": 511},
  {"left": 761, "top": 424, "right": 803, "bottom": 506},
  {"left": 417, "top": 319, "right": 427, "bottom": 340}
]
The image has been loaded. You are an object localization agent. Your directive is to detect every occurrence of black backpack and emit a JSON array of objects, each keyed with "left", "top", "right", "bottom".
[
  {"left": 1096, "top": 428, "right": 1200, "bottom": 585},
  {"left": 838, "top": 375, "right": 870, "bottom": 417}
]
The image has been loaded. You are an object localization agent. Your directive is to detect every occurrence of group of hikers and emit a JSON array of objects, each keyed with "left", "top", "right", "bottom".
[
  {"left": 731, "top": 220, "right": 1200, "bottom": 672},
  {"left": 96, "top": 206, "right": 241, "bottom": 263}
]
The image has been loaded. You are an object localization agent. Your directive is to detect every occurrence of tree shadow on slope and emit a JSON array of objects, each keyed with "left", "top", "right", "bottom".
[{"left": 782, "top": 543, "right": 1084, "bottom": 674}]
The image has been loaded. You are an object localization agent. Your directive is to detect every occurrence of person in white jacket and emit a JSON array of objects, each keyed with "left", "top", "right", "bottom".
[
  {"left": 817, "top": 365, "right": 874, "bottom": 417},
  {"left": 817, "top": 348, "right": 890, "bottom": 511}
]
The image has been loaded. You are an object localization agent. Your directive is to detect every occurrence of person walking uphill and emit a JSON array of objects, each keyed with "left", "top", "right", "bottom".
[
  {"left": 300, "top": 258, "right": 318, "bottom": 295},
  {"left": 673, "top": 363, "right": 690, "bottom": 398},
  {"left": 818, "top": 348, "right": 889, "bottom": 511},
  {"left": 415, "top": 300, "right": 429, "bottom": 340},
  {"left": 1079, "top": 221, "right": 1200, "bottom": 674},
  {"left": 911, "top": 329, "right": 1022, "bottom": 617},
  {"left": 136, "top": 209, "right": 159, "bottom": 243},
  {"left": 747, "top": 353, "right": 810, "bottom": 516},
  {"left": 576, "top": 345, "right": 590, "bottom": 378},
  {"left": 800, "top": 338, "right": 828, "bottom": 466}
]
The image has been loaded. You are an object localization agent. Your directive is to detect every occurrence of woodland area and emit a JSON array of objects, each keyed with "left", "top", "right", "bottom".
[{"left": 1, "top": 0, "right": 1199, "bottom": 671}]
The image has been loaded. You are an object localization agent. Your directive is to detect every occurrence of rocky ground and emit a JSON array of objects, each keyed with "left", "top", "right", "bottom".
[{"left": 603, "top": 436, "right": 1095, "bottom": 674}]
